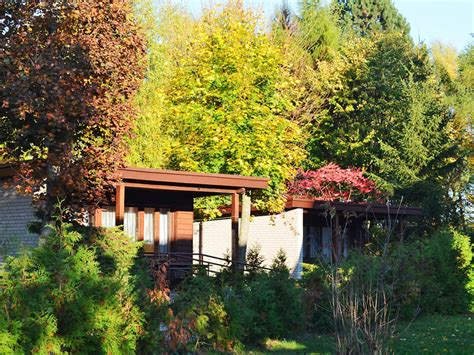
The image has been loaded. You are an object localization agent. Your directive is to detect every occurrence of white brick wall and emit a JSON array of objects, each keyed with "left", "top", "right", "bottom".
[
  {"left": 0, "top": 187, "right": 39, "bottom": 257},
  {"left": 193, "top": 208, "right": 304, "bottom": 278}
]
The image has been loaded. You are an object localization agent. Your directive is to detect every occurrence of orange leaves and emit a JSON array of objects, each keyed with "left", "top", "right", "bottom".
[{"left": 1, "top": 0, "right": 146, "bottom": 214}]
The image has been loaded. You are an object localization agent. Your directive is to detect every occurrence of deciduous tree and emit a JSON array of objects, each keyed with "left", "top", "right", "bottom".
[
  {"left": 0, "top": 0, "right": 146, "bottom": 221},
  {"left": 287, "top": 163, "right": 381, "bottom": 202},
  {"left": 129, "top": 1, "right": 306, "bottom": 213}
]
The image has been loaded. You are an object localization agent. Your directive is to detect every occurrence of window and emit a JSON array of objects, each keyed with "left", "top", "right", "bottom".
[
  {"left": 144, "top": 208, "right": 154, "bottom": 245},
  {"left": 322, "top": 227, "right": 332, "bottom": 259},
  {"left": 124, "top": 207, "right": 138, "bottom": 239},
  {"left": 102, "top": 206, "right": 116, "bottom": 228},
  {"left": 99, "top": 206, "right": 171, "bottom": 251},
  {"left": 159, "top": 209, "right": 170, "bottom": 253}
]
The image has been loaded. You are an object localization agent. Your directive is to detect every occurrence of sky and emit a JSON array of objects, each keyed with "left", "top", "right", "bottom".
[{"left": 170, "top": 0, "right": 473, "bottom": 52}]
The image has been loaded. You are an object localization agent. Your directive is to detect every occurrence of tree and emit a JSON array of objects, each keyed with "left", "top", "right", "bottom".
[
  {"left": 129, "top": 1, "right": 307, "bottom": 213},
  {"left": 272, "top": 0, "right": 341, "bottom": 146},
  {"left": 428, "top": 42, "right": 473, "bottom": 229},
  {"left": 306, "top": 33, "right": 456, "bottom": 187},
  {"left": 287, "top": 163, "right": 381, "bottom": 202},
  {"left": 272, "top": 1, "right": 467, "bottom": 228},
  {"left": 337, "top": 0, "right": 410, "bottom": 36},
  {"left": 0, "top": 1, "right": 146, "bottom": 221}
]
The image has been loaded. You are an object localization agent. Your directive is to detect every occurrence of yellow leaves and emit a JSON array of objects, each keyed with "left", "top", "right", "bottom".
[
  {"left": 432, "top": 42, "right": 459, "bottom": 82},
  {"left": 129, "top": 0, "right": 308, "bottom": 213}
]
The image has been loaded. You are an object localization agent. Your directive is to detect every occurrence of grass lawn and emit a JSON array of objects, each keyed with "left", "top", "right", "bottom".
[
  {"left": 395, "top": 314, "right": 473, "bottom": 354},
  {"left": 243, "top": 314, "right": 473, "bottom": 354}
]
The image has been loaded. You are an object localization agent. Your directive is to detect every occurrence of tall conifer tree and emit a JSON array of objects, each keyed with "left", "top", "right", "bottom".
[{"left": 337, "top": 0, "right": 410, "bottom": 36}]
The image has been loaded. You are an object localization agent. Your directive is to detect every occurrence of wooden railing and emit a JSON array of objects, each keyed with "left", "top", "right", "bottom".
[{"left": 147, "top": 252, "right": 272, "bottom": 286}]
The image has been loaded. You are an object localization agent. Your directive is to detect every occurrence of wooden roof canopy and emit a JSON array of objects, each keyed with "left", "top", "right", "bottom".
[
  {"left": 286, "top": 197, "right": 423, "bottom": 216},
  {"left": 0, "top": 164, "right": 269, "bottom": 194},
  {"left": 119, "top": 167, "right": 269, "bottom": 195}
]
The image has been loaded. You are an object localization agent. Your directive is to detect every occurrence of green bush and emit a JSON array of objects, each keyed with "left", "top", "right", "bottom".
[
  {"left": 418, "top": 228, "right": 473, "bottom": 314},
  {"left": 301, "top": 263, "right": 332, "bottom": 331},
  {"left": 173, "top": 268, "right": 234, "bottom": 351},
  {"left": 390, "top": 228, "right": 473, "bottom": 316},
  {"left": 0, "top": 220, "right": 144, "bottom": 353},
  {"left": 171, "top": 249, "right": 304, "bottom": 350},
  {"left": 387, "top": 228, "right": 473, "bottom": 317},
  {"left": 228, "top": 249, "right": 304, "bottom": 344}
]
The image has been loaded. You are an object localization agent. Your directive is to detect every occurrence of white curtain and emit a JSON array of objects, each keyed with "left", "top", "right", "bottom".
[
  {"left": 159, "top": 209, "right": 169, "bottom": 253},
  {"left": 102, "top": 206, "right": 116, "bottom": 228},
  {"left": 124, "top": 207, "right": 138, "bottom": 239},
  {"left": 144, "top": 208, "right": 154, "bottom": 245}
]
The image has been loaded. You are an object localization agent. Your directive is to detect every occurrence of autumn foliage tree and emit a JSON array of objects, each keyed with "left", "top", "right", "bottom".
[
  {"left": 129, "top": 1, "right": 306, "bottom": 213},
  {"left": 0, "top": 1, "right": 145, "bottom": 221},
  {"left": 287, "top": 163, "right": 382, "bottom": 202}
]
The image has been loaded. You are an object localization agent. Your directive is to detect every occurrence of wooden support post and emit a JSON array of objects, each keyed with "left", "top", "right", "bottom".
[
  {"left": 153, "top": 210, "right": 160, "bottom": 255},
  {"left": 137, "top": 210, "right": 145, "bottom": 242},
  {"left": 115, "top": 183, "right": 125, "bottom": 227},
  {"left": 231, "top": 192, "right": 240, "bottom": 267},
  {"left": 239, "top": 193, "right": 251, "bottom": 268},
  {"left": 398, "top": 218, "right": 406, "bottom": 244},
  {"left": 94, "top": 208, "right": 103, "bottom": 227},
  {"left": 331, "top": 213, "right": 339, "bottom": 264}
]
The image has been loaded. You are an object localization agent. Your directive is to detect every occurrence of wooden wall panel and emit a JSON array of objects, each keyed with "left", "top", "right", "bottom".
[
  {"left": 94, "top": 209, "right": 103, "bottom": 227},
  {"left": 137, "top": 210, "right": 145, "bottom": 242},
  {"left": 171, "top": 211, "right": 194, "bottom": 254},
  {"left": 153, "top": 211, "right": 160, "bottom": 255}
]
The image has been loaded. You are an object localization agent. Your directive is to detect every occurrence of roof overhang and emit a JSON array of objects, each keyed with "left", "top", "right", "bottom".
[
  {"left": 119, "top": 167, "right": 269, "bottom": 195},
  {"left": 286, "top": 197, "right": 423, "bottom": 216},
  {"left": 1, "top": 164, "right": 269, "bottom": 195}
]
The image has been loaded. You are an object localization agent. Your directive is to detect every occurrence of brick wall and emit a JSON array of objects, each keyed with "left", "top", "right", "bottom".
[
  {"left": 0, "top": 186, "right": 39, "bottom": 258},
  {"left": 193, "top": 208, "right": 304, "bottom": 278}
]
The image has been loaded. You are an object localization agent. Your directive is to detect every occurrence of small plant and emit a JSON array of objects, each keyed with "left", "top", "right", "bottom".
[
  {"left": 329, "top": 253, "right": 398, "bottom": 354},
  {"left": 326, "top": 212, "right": 400, "bottom": 354}
]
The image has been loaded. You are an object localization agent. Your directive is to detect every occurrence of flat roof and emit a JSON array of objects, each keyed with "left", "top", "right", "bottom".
[
  {"left": 119, "top": 167, "right": 269, "bottom": 191},
  {"left": 0, "top": 164, "right": 269, "bottom": 192},
  {"left": 286, "top": 197, "right": 423, "bottom": 216}
]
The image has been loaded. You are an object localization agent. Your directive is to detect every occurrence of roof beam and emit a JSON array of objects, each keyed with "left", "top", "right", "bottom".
[
  {"left": 120, "top": 167, "right": 268, "bottom": 190},
  {"left": 123, "top": 182, "right": 239, "bottom": 194}
]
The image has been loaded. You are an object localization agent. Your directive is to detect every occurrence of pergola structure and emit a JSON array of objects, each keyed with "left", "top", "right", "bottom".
[
  {"left": 93, "top": 167, "right": 269, "bottom": 263},
  {"left": 286, "top": 196, "right": 423, "bottom": 262}
]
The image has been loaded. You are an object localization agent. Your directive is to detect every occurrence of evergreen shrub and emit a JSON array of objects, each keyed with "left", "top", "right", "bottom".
[
  {"left": 0, "top": 219, "right": 143, "bottom": 353},
  {"left": 170, "top": 248, "right": 304, "bottom": 351},
  {"left": 418, "top": 228, "right": 473, "bottom": 314}
]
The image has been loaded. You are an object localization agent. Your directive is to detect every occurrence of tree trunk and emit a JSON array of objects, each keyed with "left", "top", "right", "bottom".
[{"left": 40, "top": 163, "right": 59, "bottom": 238}]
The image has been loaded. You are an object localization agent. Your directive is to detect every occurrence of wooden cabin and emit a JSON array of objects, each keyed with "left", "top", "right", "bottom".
[{"left": 0, "top": 164, "right": 268, "bottom": 270}]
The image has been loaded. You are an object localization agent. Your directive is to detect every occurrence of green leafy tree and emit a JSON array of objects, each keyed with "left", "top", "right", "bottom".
[
  {"left": 0, "top": 1, "right": 146, "bottom": 221},
  {"left": 274, "top": 0, "right": 340, "bottom": 63},
  {"left": 129, "top": 1, "right": 307, "bottom": 212},
  {"left": 337, "top": 0, "right": 410, "bottom": 36},
  {"left": 273, "top": 2, "right": 467, "bottom": 228},
  {"left": 302, "top": 32, "right": 463, "bottom": 226},
  {"left": 272, "top": 0, "right": 341, "bottom": 148},
  {"left": 431, "top": 42, "right": 473, "bottom": 228}
]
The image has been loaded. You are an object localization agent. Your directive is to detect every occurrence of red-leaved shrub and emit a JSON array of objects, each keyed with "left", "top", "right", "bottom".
[{"left": 287, "top": 164, "right": 381, "bottom": 202}]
